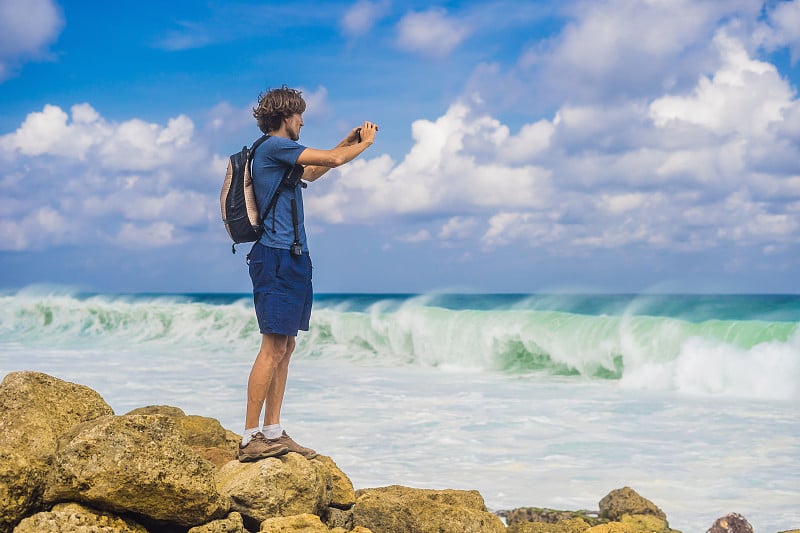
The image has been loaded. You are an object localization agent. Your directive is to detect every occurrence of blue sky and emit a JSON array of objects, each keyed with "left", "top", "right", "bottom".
[{"left": 1, "top": 0, "right": 799, "bottom": 294}]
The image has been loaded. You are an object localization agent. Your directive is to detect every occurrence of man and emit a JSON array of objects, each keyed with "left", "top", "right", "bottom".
[{"left": 238, "top": 85, "right": 378, "bottom": 462}]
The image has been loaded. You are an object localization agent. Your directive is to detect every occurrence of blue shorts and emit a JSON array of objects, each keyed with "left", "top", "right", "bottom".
[{"left": 248, "top": 243, "right": 313, "bottom": 337}]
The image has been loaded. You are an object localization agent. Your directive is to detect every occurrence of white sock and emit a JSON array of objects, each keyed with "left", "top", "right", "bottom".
[
  {"left": 263, "top": 423, "right": 282, "bottom": 439},
  {"left": 241, "top": 427, "right": 261, "bottom": 446}
]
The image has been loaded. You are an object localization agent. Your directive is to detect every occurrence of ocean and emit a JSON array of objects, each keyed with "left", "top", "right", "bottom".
[{"left": 1, "top": 287, "right": 798, "bottom": 532}]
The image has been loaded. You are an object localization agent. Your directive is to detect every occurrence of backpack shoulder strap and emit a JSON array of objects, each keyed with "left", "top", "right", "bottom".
[{"left": 248, "top": 134, "right": 269, "bottom": 165}]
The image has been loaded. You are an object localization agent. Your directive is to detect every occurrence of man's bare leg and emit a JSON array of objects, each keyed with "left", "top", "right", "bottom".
[
  {"left": 264, "top": 336, "right": 294, "bottom": 426},
  {"left": 245, "top": 333, "right": 289, "bottom": 429}
]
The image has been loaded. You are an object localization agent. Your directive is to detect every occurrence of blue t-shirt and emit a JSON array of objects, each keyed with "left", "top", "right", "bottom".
[{"left": 252, "top": 136, "right": 308, "bottom": 252}]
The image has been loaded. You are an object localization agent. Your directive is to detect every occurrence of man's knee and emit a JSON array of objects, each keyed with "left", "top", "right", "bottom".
[{"left": 259, "top": 334, "right": 289, "bottom": 361}]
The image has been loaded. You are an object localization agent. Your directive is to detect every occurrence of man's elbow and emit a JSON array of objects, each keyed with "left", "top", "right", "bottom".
[{"left": 330, "top": 156, "right": 347, "bottom": 167}]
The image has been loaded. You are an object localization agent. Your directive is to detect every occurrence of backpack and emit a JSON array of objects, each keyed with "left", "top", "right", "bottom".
[{"left": 220, "top": 135, "right": 304, "bottom": 254}]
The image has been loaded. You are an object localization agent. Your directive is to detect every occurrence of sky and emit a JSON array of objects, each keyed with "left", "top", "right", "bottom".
[{"left": 1, "top": 0, "right": 799, "bottom": 294}]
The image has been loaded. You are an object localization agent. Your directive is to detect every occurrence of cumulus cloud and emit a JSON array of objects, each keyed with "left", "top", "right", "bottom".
[
  {"left": 396, "top": 8, "right": 471, "bottom": 59},
  {"left": 650, "top": 32, "right": 793, "bottom": 137},
  {"left": 755, "top": 0, "right": 800, "bottom": 62},
  {"left": 0, "top": 104, "right": 221, "bottom": 251},
  {"left": 0, "top": 0, "right": 64, "bottom": 81},
  {"left": 341, "top": 0, "right": 390, "bottom": 37},
  {"left": 308, "top": 28, "right": 800, "bottom": 258}
]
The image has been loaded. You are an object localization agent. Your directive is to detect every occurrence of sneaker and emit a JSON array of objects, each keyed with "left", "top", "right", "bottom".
[
  {"left": 237, "top": 432, "right": 289, "bottom": 462},
  {"left": 274, "top": 431, "right": 318, "bottom": 459}
]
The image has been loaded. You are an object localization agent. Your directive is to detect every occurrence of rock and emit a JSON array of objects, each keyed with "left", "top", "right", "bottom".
[
  {"left": 126, "top": 405, "right": 186, "bottom": 417},
  {"left": 315, "top": 456, "right": 356, "bottom": 509},
  {"left": 0, "top": 371, "right": 114, "bottom": 531},
  {"left": 707, "top": 513, "right": 754, "bottom": 533},
  {"left": 585, "top": 524, "right": 636, "bottom": 532},
  {"left": 217, "top": 453, "right": 331, "bottom": 527},
  {"left": 259, "top": 513, "right": 330, "bottom": 532},
  {"left": 0, "top": 451, "right": 46, "bottom": 533},
  {"left": 126, "top": 405, "right": 239, "bottom": 468},
  {"left": 0, "top": 371, "right": 114, "bottom": 461},
  {"left": 507, "top": 517, "right": 591, "bottom": 533},
  {"left": 257, "top": 513, "right": 375, "bottom": 532},
  {"left": 352, "top": 485, "right": 506, "bottom": 533},
  {"left": 503, "top": 507, "right": 601, "bottom": 527},
  {"left": 321, "top": 507, "right": 353, "bottom": 530},
  {"left": 620, "top": 513, "right": 677, "bottom": 532},
  {"left": 599, "top": 487, "right": 667, "bottom": 522},
  {"left": 188, "top": 512, "right": 246, "bottom": 533},
  {"left": 44, "top": 413, "right": 229, "bottom": 527},
  {"left": 12, "top": 502, "right": 147, "bottom": 533}
]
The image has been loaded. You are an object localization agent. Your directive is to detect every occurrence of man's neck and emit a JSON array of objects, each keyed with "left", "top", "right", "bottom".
[{"left": 270, "top": 126, "right": 290, "bottom": 139}]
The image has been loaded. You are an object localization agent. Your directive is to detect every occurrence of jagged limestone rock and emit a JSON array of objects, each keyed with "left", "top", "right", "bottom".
[
  {"left": 0, "top": 371, "right": 114, "bottom": 531},
  {"left": 315, "top": 456, "right": 355, "bottom": 510},
  {"left": 217, "top": 453, "right": 330, "bottom": 525},
  {"left": 259, "top": 513, "right": 330, "bottom": 532},
  {"left": 126, "top": 405, "right": 239, "bottom": 468},
  {"left": 503, "top": 506, "right": 602, "bottom": 527},
  {"left": 599, "top": 487, "right": 667, "bottom": 522},
  {"left": 12, "top": 502, "right": 147, "bottom": 533},
  {"left": 352, "top": 485, "right": 506, "bottom": 533},
  {"left": 0, "top": 371, "right": 114, "bottom": 461},
  {"left": 45, "top": 413, "right": 229, "bottom": 527},
  {"left": 0, "top": 450, "right": 45, "bottom": 533}
]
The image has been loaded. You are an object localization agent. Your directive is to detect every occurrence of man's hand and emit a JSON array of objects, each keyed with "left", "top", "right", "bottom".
[{"left": 357, "top": 121, "right": 378, "bottom": 144}]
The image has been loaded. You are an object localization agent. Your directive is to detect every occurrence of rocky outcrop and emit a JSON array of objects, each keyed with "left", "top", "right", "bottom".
[
  {"left": 502, "top": 507, "right": 601, "bottom": 528},
  {"left": 503, "top": 487, "right": 680, "bottom": 533},
  {"left": 1, "top": 371, "right": 763, "bottom": 533},
  {"left": 127, "top": 405, "right": 240, "bottom": 468},
  {"left": 352, "top": 485, "right": 506, "bottom": 533},
  {"left": 599, "top": 486, "right": 667, "bottom": 521},
  {"left": 0, "top": 371, "right": 114, "bottom": 531},
  {"left": 217, "top": 452, "right": 354, "bottom": 531},
  {"left": 45, "top": 412, "right": 229, "bottom": 527}
]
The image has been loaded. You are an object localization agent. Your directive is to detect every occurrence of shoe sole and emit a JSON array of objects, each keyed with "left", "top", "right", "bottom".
[{"left": 237, "top": 446, "right": 289, "bottom": 462}]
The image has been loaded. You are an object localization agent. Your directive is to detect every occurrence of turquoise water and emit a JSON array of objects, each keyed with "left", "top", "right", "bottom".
[{"left": 1, "top": 287, "right": 798, "bottom": 531}]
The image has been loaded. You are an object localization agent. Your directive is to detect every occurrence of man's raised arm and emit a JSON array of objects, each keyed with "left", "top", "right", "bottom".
[{"left": 300, "top": 121, "right": 378, "bottom": 182}]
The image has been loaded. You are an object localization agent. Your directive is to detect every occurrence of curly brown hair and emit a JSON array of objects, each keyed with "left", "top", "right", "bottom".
[{"left": 253, "top": 85, "right": 307, "bottom": 134}]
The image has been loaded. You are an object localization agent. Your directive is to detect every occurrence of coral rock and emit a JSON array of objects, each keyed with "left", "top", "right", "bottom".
[
  {"left": 259, "top": 513, "right": 330, "bottom": 532},
  {"left": 217, "top": 453, "right": 331, "bottom": 526},
  {"left": 0, "top": 371, "right": 114, "bottom": 531},
  {"left": 599, "top": 487, "right": 667, "bottom": 521},
  {"left": 352, "top": 485, "right": 506, "bottom": 533},
  {"left": 44, "top": 413, "right": 229, "bottom": 527},
  {"left": 12, "top": 502, "right": 147, "bottom": 533}
]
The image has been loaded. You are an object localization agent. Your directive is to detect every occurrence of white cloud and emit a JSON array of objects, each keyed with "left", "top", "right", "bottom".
[
  {"left": 0, "top": 0, "right": 63, "bottom": 81},
  {"left": 438, "top": 216, "right": 478, "bottom": 240},
  {"left": 341, "top": 0, "right": 390, "bottom": 37},
  {"left": 116, "top": 222, "right": 183, "bottom": 248},
  {"left": 0, "top": 103, "right": 198, "bottom": 171},
  {"left": 308, "top": 26, "right": 800, "bottom": 259},
  {"left": 397, "top": 229, "right": 431, "bottom": 243},
  {"left": 755, "top": 0, "right": 800, "bottom": 62},
  {"left": 396, "top": 8, "right": 470, "bottom": 59},
  {"left": 650, "top": 32, "right": 793, "bottom": 137},
  {"left": 307, "top": 102, "right": 553, "bottom": 224},
  {"left": 0, "top": 104, "right": 221, "bottom": 251}
]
